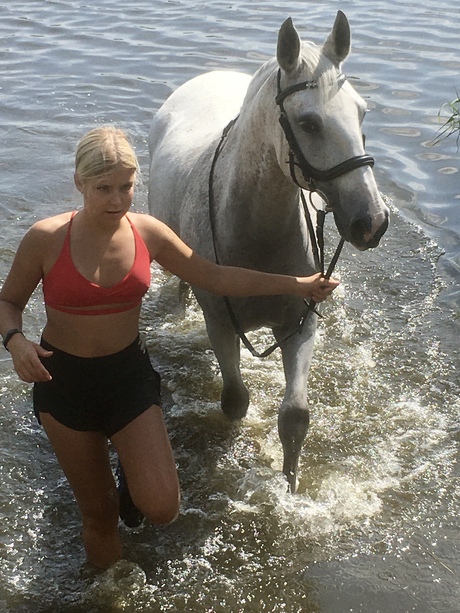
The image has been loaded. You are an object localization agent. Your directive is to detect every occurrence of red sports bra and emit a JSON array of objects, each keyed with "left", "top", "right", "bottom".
[{"left": 42, "top": 212, "right": 151, "bottom": 316}]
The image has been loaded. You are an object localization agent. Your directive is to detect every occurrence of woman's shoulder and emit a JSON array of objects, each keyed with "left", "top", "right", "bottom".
[
  {"left": 128, "top": 211, "right": 162, "bottom": 227},
  {"left": 128, "top": 211, "right": 172, "bottom": 239},
  {"left": 24, "top": 212, "right": 74, "bottom": 249},
  {"left": 30, "top": 211, "right": 74, "bottom": 235},
  {"left": 128, "top": 212, "right": 176, "bottom": 258}
]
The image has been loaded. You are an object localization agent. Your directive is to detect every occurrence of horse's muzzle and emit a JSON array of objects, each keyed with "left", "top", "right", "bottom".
[{"left": 339, "top": 209, "right": 389, "bottom": 250}]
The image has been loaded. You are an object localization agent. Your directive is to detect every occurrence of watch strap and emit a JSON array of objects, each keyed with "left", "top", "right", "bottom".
[{"left": 2, "top": 328, "right": 24, "bottom": 351}]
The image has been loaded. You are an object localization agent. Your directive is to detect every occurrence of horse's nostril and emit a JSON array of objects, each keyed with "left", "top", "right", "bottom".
[
  {"left": 349, "top": 213, "right": 389, "bottom": 249},
  {"left": 350, "top": 216, "right": 371, "bottom": 243}
]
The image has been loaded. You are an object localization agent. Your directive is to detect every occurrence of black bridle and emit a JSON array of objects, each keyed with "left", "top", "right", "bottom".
[
  {"left": 207, "top": 69, "right": 376, "bottom": 358},
  {"left": 275, "top": 69, "right": 375, "bottom": 190}
]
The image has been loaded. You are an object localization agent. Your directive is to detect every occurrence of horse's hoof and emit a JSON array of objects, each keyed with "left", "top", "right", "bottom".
[
  {"left": 221, "top": 384, "right": 250, "bottom": 420},
  {"left": 116, "top": 460, "right": 145, "bottom": 528},
  {"left": 285, "top": 469, "right": 297, "bottom": 494}
]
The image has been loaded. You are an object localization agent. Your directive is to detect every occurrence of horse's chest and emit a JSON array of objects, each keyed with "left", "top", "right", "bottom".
[{"left": 230, "top": 294, "right": 303, "bottom": 330}]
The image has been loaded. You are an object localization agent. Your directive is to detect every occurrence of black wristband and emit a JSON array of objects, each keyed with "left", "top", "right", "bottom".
[{"left": 2, "top": 328, "right": 24, "bottom": 351}]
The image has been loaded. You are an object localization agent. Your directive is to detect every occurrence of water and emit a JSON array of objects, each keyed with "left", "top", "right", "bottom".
[{"left": 0, "top": 1, "right": 459, "bottom": 611}]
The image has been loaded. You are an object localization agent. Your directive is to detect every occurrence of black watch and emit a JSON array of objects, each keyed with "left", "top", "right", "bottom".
[{"left": 2, "top": 328, "right": 24, "bottom": 351}]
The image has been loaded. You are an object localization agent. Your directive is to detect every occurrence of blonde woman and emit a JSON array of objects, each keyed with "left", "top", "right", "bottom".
[{"left": 0, "top": 126, "right": 339, "bottom": 569}]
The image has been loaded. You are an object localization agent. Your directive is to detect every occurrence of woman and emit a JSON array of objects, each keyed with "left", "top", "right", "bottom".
[{"left": 0, "top": 126, "right": 339, "bottom": 569}]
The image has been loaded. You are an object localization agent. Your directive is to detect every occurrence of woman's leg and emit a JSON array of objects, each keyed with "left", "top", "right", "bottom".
[
  {"left": 111, "top": 405, "right": 180, "bottom": 525},
  {"left": 40, "top": 412, "right": 122, "bottom": 569}
]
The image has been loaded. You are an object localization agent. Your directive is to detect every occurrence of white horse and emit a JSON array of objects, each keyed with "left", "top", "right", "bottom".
[{"left": 148, "top": 11, "right": 389, "bottom": 492}]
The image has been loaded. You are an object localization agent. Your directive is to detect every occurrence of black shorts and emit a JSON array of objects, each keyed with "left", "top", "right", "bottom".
[{"left": 33, "top": 336, "right": 161, "bottom": 437}]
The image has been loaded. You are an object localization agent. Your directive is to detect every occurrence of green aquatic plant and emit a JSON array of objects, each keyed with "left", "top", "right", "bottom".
[{"left": 435, "top": 95, "right": 460, "bottom": 149}]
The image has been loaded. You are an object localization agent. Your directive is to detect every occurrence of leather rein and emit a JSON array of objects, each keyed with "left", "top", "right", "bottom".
[{"left": 207, "top": 69, "right": 376, "bottom": 358}]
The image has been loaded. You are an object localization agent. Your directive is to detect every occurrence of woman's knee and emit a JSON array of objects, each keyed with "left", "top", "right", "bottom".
[{"left": 134, "top": 484, "right": 180, "bottom": 525}]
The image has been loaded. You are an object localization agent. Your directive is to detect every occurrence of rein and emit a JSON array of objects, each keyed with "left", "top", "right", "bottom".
[{"left": 207, "top": 68, "right": 370, "bottom": 359}]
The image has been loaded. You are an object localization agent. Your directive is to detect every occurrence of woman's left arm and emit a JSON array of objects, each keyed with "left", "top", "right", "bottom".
[{"left": 144, "top": 216, "right": 339, "bottom": 302}]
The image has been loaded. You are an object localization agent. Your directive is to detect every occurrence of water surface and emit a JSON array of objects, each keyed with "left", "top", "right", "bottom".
[{"left": 0, "top": 1, "right": 459, "bottom": 611}]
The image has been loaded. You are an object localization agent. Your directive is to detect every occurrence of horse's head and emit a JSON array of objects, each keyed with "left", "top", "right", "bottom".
[{"left": 275, "top": 11, "right": 389, "bottom": 250}]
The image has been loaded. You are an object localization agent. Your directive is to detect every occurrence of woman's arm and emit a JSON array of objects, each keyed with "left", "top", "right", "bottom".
[
  {"left": 146, "top": 217, "right": 339, "bottom": 302},
  {"left": 0, "top": 225, "right": 53, "bottom": 382}
]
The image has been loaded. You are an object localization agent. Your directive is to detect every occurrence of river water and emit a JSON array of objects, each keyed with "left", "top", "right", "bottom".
[{"left": 0, "top": 1, "right": 459, "bottom": 611}]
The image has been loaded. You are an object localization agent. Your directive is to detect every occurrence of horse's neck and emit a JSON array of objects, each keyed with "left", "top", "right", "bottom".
[{"left": 218, "top": 116, "right": 300, "bottom": 237}]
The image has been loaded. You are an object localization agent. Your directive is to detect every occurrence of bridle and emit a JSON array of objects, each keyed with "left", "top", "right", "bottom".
[
  {"left": 275, "top": 69, "right": 375, "bottom": 191},
  {"left": 207, "top": 69, "right": 376, "bottom": 358}
]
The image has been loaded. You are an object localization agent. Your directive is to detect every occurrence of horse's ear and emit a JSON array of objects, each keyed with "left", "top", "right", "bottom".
[
  {"left": 322, "top": 10, "right": 351, "bottom": 66},
  {"left": 277, "top": 17, "right": 301, "bottom": 73}
]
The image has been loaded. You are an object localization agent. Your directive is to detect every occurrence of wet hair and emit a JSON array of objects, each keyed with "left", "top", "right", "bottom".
[{"left": 75, "top": 126, "right": 139, "bottom": 184}]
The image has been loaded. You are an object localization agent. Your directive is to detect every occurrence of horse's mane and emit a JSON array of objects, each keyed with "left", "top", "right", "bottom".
[{"left": 244, "top": 41, "right": 341, "bottom": 109}]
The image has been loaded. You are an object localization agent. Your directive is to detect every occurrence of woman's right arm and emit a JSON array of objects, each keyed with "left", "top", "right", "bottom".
[{"left": 0, "top": 224, "right": 53, "bottom": 382}]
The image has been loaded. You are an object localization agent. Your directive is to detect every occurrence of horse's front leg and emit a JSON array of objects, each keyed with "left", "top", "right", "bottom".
[
  {"left": 202, "top": 309, "right": 250, "bottom": 421},
  {"left": 274, "top": 315, "right": 318, "bottom": 493}
]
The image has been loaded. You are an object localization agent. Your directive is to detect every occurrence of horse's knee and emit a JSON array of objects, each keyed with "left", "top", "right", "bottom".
[
  {"left": 221, "top": 381, "right": 250, "bottom": 420},
  {"left": 278, "top": 405, "right": 310, "bottom": 446}
]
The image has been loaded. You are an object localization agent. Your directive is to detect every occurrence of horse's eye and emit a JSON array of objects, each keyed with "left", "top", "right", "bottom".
[{"left": 299, "top": 114, "right": 322, "bottom": 135}]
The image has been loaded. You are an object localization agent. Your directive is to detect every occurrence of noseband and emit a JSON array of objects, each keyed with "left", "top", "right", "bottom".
[{"left": 275, "top": 69, "right": 375, "bottom": 190}]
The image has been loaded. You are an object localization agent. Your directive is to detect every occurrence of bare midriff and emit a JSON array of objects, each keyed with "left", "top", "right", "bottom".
[{"left": 42, "top": 303, "right": 142, "bottom": 357}]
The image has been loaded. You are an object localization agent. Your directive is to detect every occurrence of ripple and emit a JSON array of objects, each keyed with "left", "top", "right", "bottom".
[
  {"left": 380, "top": 127, "right": 422, "bottom": 137},
  {"left": 382, "top": 106, "right": 412, "bottom": 116},
  {"left": 438, "top": 166, "right": 459, "bottom": 175},
  {"left": 416, "top": 152, "right": 452, "bottom": 161},
  {"left": 391, "top": 89, "right": 420, "bottom": 100}
]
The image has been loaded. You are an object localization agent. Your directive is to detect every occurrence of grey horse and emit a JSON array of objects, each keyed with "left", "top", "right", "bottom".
[{"left": 148, "top": 11, "right": 389, "bottom": 492}]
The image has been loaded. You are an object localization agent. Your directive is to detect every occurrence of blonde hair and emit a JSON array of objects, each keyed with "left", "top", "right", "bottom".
[{"left": 75, "top": 126, "right": 139, "bottom": 184}]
